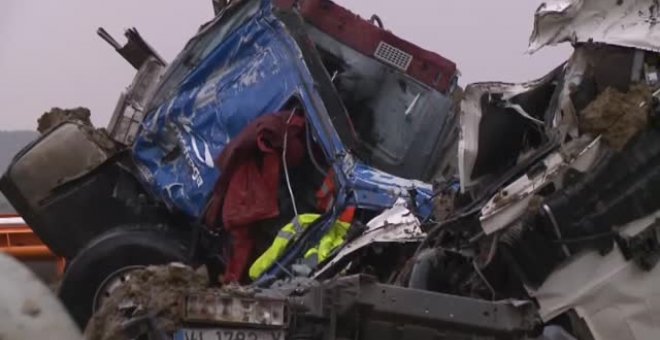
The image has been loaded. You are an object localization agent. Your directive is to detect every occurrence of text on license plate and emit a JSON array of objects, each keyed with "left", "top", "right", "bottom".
[{"left": 175, "top": 328, "right": 285, "bottom": 340}]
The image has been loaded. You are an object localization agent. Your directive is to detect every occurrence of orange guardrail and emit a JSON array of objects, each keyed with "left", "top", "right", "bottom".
[{"left": 0, "top": 214, "right": 66, "bottom": 275}]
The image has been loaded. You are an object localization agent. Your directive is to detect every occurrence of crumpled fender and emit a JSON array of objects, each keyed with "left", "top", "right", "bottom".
[{"left": 313, "top": 199, "right": 425, "bottom": 279}]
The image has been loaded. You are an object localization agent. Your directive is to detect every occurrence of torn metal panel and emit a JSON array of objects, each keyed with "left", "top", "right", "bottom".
[
  {"left": 550, "top": 47, "right": 588, "bottom": 138},
  {"left": 458, "top": 67, "right": 563, "bottom": 192},
  {"left": 462, "top": 40, "right": 655, "bottom": 193},
  {"left": 313, "top": 202, "right": 425, "bottom": 279},
  {"left": 549, "top": 43, "right": 650, "bottom": 140},
  {"left": 480, "top": 137, "right": 602, "bottom": 235},
  {"left": 349, "top": 162, "right": 434, "bottom": 217},
  {"left": 458, "top": 81, "right": 533, "bottom": 192},
  {"left": 530, "top": 0, "right": 660, "bottom": 53},
  {"left": 530, "top": 211, "right": 660, "bottom": 340},
  {"left": 480, "top": 151, "right": 564, "bottom": 235}
]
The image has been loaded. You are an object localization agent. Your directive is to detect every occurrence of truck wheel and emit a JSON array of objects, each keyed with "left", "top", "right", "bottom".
[{"left": 58, "top": 226, "right": 190, "bottom": 329}]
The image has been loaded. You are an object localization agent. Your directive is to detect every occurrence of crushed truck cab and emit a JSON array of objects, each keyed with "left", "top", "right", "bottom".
[
  {"left": 0, "top": 0, "right": 465, "bottom": 334},
  {"left": 6, "top": 0, "right": 660, "bottom": 339}
]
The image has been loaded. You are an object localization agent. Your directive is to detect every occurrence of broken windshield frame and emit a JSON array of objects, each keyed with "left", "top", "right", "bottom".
[
  {"left": 331, "top": 62, "right": 456, "bottom": 182},
  {"left": 308, "top": 23, "right": 458, "bottom": 182},
  {"left": 146, "top": 0, "right": 262, "bottom": 113}
]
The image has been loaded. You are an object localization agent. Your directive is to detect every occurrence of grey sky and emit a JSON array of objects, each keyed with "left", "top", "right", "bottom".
[{"left": 0, "top": 1, "right": 569, "bottom": 131}]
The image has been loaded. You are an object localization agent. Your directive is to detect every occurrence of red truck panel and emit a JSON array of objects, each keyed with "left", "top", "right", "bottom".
[{"left": 275, "top": 0, "right": 458, "bottom": 93}]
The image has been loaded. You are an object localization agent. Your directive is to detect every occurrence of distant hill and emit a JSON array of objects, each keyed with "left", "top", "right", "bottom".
[
  {"left": 0, "top": 195, "right": 13, "bottom": 213},
  {"left": 0, "top": 130, "right": 39, "bottom": 213},
  {"left": 0, "top": 130, "right": 37, "bottom": 171}
]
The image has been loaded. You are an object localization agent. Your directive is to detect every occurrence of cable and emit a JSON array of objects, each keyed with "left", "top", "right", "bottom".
[
  {"left": 369, "top": 14, "right": 384, "bottom": 28},
  {"left": 283, "top": 109, "right": 299, "bottom": 217},
  {"left": 543, "top": 204, "right": 571, "bottom": 257},
  {"left": 472, "top": 260, "right": 496, "bottom": 301},
  {"left": 305, "top": 120, "right": 328, "bottom": 177}
]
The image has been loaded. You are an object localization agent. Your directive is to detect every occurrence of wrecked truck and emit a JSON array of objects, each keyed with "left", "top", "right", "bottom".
[
  {"left": 8, "top": 0, "right": 660, "bottom": 339},
  {"left": 433, "top": 0, "right": 660, "bottom": 339},
  {"left": 0, "top": 0, "right": 501, "bottom": 334},
  {"left": 77, "top": 1, "right": 660, "bottom": 339}
]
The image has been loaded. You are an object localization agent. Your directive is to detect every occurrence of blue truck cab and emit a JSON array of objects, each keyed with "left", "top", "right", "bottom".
[
  {"left": 0, "top": 0, "right": 459, "bottom": 329},
  {"left": 134, "top": 0, "right": 459, "bottom": 219}
]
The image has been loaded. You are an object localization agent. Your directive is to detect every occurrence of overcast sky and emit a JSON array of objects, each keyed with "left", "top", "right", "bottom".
[{"left": 0, "top": 0, "right": 569, "bottom": 131}]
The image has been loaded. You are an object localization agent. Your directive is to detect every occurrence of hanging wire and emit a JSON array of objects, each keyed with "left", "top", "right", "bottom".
[
  {"left": 472, "top": 260, "right": 496, "bottom": 301},
  {"left": 261, "top": 118, "right": 301, "bottom": 285},
  {"left": 283, "top": 108, "right": 299, "bottom": 217},
  {"left": 305, "top": 121, "right": 328, "bottom": 177}
]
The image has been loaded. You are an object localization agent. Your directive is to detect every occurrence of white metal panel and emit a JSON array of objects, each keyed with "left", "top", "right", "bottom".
[
  {"left": 530, "top": 211, "right": 660, "bottom": 340},
  {"left": 314, "top": 200, "right": 425, "bottom": 278},
  {"left": 530, "top": 0, "right": 660, "bottom": 53}
]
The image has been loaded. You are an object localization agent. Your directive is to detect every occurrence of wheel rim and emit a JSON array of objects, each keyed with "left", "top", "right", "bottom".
[{"left": 92, "top": 265, "right": 145, "bottom": 312}]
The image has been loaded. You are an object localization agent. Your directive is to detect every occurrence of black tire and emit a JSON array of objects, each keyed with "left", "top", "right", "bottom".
[{"left": 58, "top": 226, "right": 190, "bottom": 329}]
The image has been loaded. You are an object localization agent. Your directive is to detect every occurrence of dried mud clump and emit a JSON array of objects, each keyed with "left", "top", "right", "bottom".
[
  {"left": 37, "top": 107, "right": 93, "bottom": 134},
  {"left": 36, "top": 107, "right": 118, "bottom": 151},
  {"left": 579, "top": 84, "right": 651, "bottom": 151},
  {"left": 84, "top": 263, "right": 209, "bottom": 340}
]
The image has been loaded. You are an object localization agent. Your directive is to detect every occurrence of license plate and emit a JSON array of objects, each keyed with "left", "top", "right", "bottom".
[
  {"left": 174, "top": 328, "right": 285, "bottom": 340},
  {"left": 184, "top": 293, "right": 287, "bottom": 326}
]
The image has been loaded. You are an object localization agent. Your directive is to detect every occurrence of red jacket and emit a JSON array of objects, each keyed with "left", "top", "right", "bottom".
[{"left": 205, "top": 111, "right": 306, "bottom": 283}]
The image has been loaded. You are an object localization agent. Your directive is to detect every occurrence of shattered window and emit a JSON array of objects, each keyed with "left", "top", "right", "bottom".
[{"left": 313, "top": 31, "right": 456, "bottom": 182}]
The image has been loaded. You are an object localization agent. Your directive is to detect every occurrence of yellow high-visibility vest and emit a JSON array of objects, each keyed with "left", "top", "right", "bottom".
[
  {"left": 248, "top": 214, "right": 351, "bottom": 280},
  {"left": 303, "top": 219, "right": 350, "bottom": 267}
]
